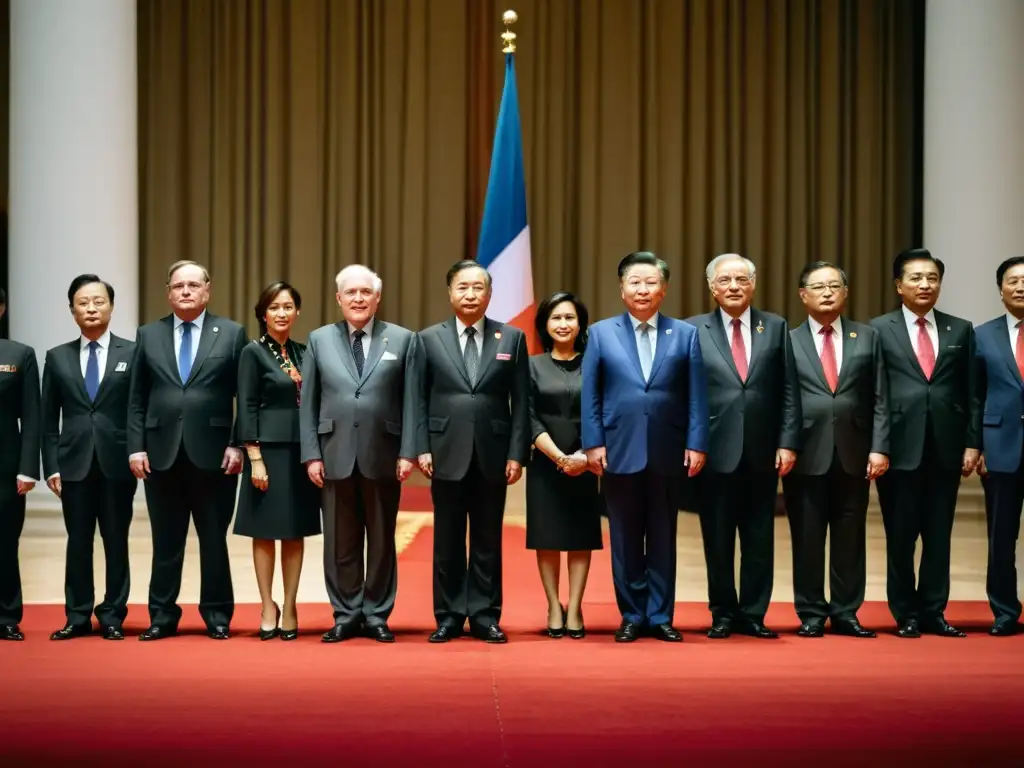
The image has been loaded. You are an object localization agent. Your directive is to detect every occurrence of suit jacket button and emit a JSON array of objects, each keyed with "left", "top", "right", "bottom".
[
  {"left": 355, "top": 392, "right": 360, "bottom": 398},
  {"left": 354, "top": 422, "right": 359, "bottom": 427}
]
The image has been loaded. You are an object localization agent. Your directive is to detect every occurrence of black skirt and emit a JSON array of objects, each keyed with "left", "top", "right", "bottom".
[
  {"left": 525, "top": 452, "right": 603, "bottom": 551},
  {"left": 234, "top": 442, "right": 321, "bottom": 540}
]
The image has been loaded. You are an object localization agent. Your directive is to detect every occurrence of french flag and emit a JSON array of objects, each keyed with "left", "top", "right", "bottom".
[{"left": 477, "top": 52, "right": 540, "bottom": 353}]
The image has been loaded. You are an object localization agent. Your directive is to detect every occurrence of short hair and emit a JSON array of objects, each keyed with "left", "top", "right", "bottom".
[
  {"left": 254, "top": 281, "right": 302, "bottom": 335},
  {"left": 799, "top": 261, "right": 849, "bottom": 288},
  {"left": 446, "top": 259, "right": 492, "bottom": 288},
  {"left": 535, "top": 291, "right": 590, "bottom": 354},
  {"left": 67, "top": 274, "right": 115, "bottom": 306},
  {"left": 335, "top": 265, "right": 383, "bottom": 294},
  {"left": 893, "top": 248, "right": 945, "bottom": 281},
  {"left": 705, "top": 253, "right": 756, "bottom": 283},
  {"left": 617, "top": 251, "right": 670, "bottom": 283},
  {"left": 166, "top": 260, "right": 211, "bottom": 285},
  {"left": 0, "top": 287, "right": 6, "bottom": 306},
  {"left": 996, "top": 257, "right": 1024, "bottom": 287}
]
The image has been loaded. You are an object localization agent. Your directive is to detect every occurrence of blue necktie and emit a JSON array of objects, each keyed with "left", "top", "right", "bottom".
[
  {"left": 85, "top": 341, "right": 100, "bottom": 401},
  {"left": 179, "top": 322, "right": 194, "bottom": 383},
  {"left": 638, "top": 322, "right": 653, "bottom": 381}
]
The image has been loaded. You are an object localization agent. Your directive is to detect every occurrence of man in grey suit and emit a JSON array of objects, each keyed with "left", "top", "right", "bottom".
[
  {"left": 688, "top": 254, "right": 800, "bottom": 640},
  {"left": 782, "top": 261, "right": 889, "bottom": 639},
  {"left": 301, "top": 265, "right": 419, "bottom": 643}
]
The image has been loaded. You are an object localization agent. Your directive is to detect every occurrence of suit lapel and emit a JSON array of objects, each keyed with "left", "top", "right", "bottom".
[
  {"left": 932, "top": 310, "right": 953, "bottom": 373},
  {"left": 836, "top": 323, "right": 858, "bottom": 391},
  {"left": 359, "top": 320, "right": 388, "bottom": 385},
  {"left": 160, "top": 315, "right": 178, "bottom": 380},
  {"left": 647, "top": 318, "right": 673, "bottom": 384},
  {"left": 95, "top": 335, "right": 125, "bottom": 401},
  {"left": 64, "top": 341, "right": 90, "bottom": 403},
  {"left": 440, "top": 319, "right": 472, "bottom": 388},
  {"left": 746, "top": 309, "right": 766, "bottom": 382},
  {"left": 185, "top": 316, "right": 219, "bottom": 386},
  {"left": 795, "top": 321, "right": 831, "bottom": 391},
  {"left": 473, "top": 319, "right": 501, "bottom": 388},
  {"left": 888, "top": 311, "right": 927, "bottom": 380},
  {"left": 705, "top": 312, "right": 742, "bottom": 383},
  {"left": 614, "top": 313, "right": 646, "bottom": 384},
  {"left": 332, "top": 322, "right": 361, "bottom": 383},
  {"left": 994, "top": 319, "right": 1023, "bottom": 386}
]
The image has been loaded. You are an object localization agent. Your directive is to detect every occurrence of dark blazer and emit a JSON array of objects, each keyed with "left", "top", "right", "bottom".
[
  {"left": 0, "top": 340, "right": 41, "bottom": 480},
  {"left": 975, "top": 315, "right": 1024, "bottom": 473},
  {"left": 41, "top": 335, "right": 136, "bottom": 482},
  {"left": 870, "top": 308, "right": 981, "bottom": 471},
  {"left": 238, "top": 340, "right": 305, "bottom": 445},
  {"left": 790, "top": 319, "right": 889, "bottom": 476},
  {"left": 127, "top": 313, "right": 247, "bottom": 472},
  {"left": 415, "top": 317, "right": 530, "bottom": 482},
  {"left": 299, "top": 320, "right": 420, "bottom": 480},
  {"left": 688, "top": 308, "right": 800, "bottom": 474}
]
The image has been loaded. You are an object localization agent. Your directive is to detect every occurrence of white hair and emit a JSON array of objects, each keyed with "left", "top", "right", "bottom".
[
  {"left": 335, "top": 264, "right": 383, "bottom": 294},
  {"left": 706, "top": 253, "right": 756, "bottom": 283}
]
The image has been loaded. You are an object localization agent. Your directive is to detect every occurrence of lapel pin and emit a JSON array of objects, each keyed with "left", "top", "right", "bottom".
[
  {"left": 756, "top": 321, "right": 764, "bottom": 334},
  {"left": 115, "top": 362, "right": 128, "bottom": 372},
  {"left": 665, "top": 328, "right": 673, "bottom": 335},
  {"left": 213, "top": 327, "right": 219, "bottom": 333},
  {"left": 946, "top": 326, "right": 951, "bottom": 331},
  {"left": 383, "top": 337, "right": 388, "bottom": 344},
  {"left": 849, "top": 332, "right": 857, "bottom": 338},
  {"left": 495, "top": 331, "right": 502, "bottom": 340}
]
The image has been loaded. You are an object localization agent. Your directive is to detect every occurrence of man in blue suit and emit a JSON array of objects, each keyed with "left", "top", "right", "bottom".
[
  {"left": 582, "top": 251, "right": 709, "bottom": 642},
  {"left": 976, "top": 255, "right": 1024, "bottom": 637}
]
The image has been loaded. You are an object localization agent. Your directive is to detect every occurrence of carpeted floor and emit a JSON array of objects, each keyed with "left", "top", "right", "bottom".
[{"left": 2, "top": 524, "right": 1022, "bottom": 766}]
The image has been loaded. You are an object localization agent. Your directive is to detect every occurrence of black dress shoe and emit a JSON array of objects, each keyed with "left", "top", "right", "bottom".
[
  {"left": 707, "top": 620, "right": 732, "bottom": 639},
  {"left": 471, "top": 624, "right": 508, "bottom": 644},
  {"left": 830, "top": 618, "right": 876, "bottom": 638},
  {"left": 50, "top": 623, "right": 93, "bottom": 641},
  {"left": 1, "top": 624, "right": 24, "bottom": 641},
  {"left": 736, "top": 620, "right": 778, "bottom": 639},
  {"left": 896, "top": 618, "right": 921, "bottom": 638},
  {"left": 139, "top": 625, "right": 177, "bottom": 641},
  {"left": 102, "top": 626, "right": 125, "bottom": 641},
  {"left": 650, "top": 623, "right": 683, "bottom": 642},
  {"left": 797, "top": 621, "right": 825, "bottom": 638},
  {"left": 366, "top": 624, "right": 395, "bottom": 643},
  {"left": 208, "top": 625, "right": 230, "bottom": 640},
  {"left": 615, "top": 620, "right": 640, "bottom": 643},
  {"left": 322, "top": 621, "right": 363, "bottom": 643},
  {"left": 428, "top": 625, "right": 461, "bottom": 643},
  {"left": 921, "top": 616, "right": 966, "bottom": 638},
  {"left": 989, "top": 618, "right": 1020, "bottom": 637}
]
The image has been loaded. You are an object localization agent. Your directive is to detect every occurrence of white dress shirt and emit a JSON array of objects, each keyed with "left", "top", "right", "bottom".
[
  {"left": 902, "top": 305, "right": 938, "bottom": 358},
  {"left": 719, "top": 307, "right": 751, "bottom": 365},
  {"left": 1007, "top": 313, "right": 1023, "bottom": 350},
  {"left": 456, "top": 316, "right": 486, "bottom": 357},
  {"left": 174, "top": 310, "right": 206, "bottom": 371},
  {"left": 347, "top": 318, "right": 374, "bottom": 358},
  {"left": 807, "top": 315, "right": 844, "bottom": 373},
  {"left": 629, "top": 312, "right": 660, "bottom": 359},
  {"left": 80, "top": 330, "right": 111, "bottom": 383}
]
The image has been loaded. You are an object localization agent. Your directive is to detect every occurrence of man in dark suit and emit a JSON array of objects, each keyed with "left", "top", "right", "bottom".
[
  {"left": 127, "top": 260, "right": 247, "bottom": 640},
  {"left": 871, "top": 249, "right": 981, "bottom": 638},
  {"left": 0, "top": 287, "right": 41, "bottom": 641},
  {"left": 688, "top": 253, "right": 800, "bottom": 640},
  {"left": 42, "top": 275, "right": 138, "bottom": 641},
  {"left": 582, "top": 251, "right": 709, "bottom": 643},
  {"left": 301, "top": 265, "right": 419, "bottom": 644},
  {"left": 782, "top": 261, "right": 889, "bottom": 638},
  {"left": 416, "top": 259, "right": 530, "bottom": 644},
  {"left": 975, "top": 256, "right": 1024, "bottom": 637}
]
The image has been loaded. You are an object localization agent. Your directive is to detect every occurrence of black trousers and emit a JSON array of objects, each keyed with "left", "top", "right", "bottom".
[
  {"left": 61, "top": 458, "right": 137, "bottom": 628},
  {"left": 782, "top": 454, "right": 869, "bottom": 622},
  {"left": 322, "top": 466, "right": 400, "bottom": 627},
  {"left": 981, "top": 469, "right": 1024, "bottom": 623},
  {"left": 0, "top": 477, "right": 26, "bottom": 625},
  {"left": 698, "top": 464, "right": 777, "bottom": 624},
  {"left": 876, "top": 437, "right": 961, "bottom": 623},
  {"left": 144, "top": 450, "right": 238, "bottom": 630},
  {"left": 431, "top": 460, "right": 507, "bottom": 630}
]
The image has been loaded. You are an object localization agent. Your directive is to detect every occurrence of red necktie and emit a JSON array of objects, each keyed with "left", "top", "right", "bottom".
[
  {"left": 915, "top": 317, "right": 935, "bottom": 380},
  {"left": 819, "top": 325, "right": 838, "bottom": 392},
  {"left": 730, "top": 318, "right": 748, "bottom": 381},
  {"left": 1015, "top": 321, "right": 1024, "bottom": 379}
]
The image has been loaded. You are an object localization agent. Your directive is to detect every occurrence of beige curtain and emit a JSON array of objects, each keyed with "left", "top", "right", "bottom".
[{"left": 139, "top": 0, "right": 922, "bottom": 339}]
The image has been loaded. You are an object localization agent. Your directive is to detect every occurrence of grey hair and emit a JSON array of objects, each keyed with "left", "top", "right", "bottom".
[
  {"left": 705, "top": 253, "right": 756, "bottom": 284},
  {"left": 166, "top": 260, "right": 211, "bottom": 285},
  {"left": 335, "top": 265, "right": 383, "bottom": 294}
]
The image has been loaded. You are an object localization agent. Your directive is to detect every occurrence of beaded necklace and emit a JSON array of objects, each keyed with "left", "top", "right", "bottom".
[{"left": 259, "top": 334, "right": 302, "bottom": 403}]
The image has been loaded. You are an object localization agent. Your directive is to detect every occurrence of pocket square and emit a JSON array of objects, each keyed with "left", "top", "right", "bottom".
[
  {"left": 946, "top": 345, "right": 961, "bottom": 349},
  {"left": 496, "top": 352, "right": 512, "bottom": 361},
  {"left": 381, "top": 351, "right": 398, "bottom": 361},
  {"left": 115, "top": 362, "right": 128, "bottom": 372}
]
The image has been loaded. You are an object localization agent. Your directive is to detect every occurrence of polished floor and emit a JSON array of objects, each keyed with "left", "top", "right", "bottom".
[{"left": 18, "top": 475, "right": 1021, "bottom": 606}]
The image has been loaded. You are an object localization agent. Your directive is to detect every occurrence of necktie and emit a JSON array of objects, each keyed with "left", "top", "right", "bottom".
[
  {"left": 730, "top": 318, "right": 748, "bottom": 382},
  {"left": 638, "top": 322, "right": 653, "bottom": 381},
  {"left": 916, "top": 316, "right": 936, "bottom": 380},
  {"left": 178, "top": 321, "right": 193, "bottom": 384},
  {"left": 352, "top": 329, "right": 366, "bottom": 377},
  {"left": 464, "top": 326, "right": 478, "bottom": 385},
  {"left": 84, "top": 340, "right": 100, "bottom": 401},
  {"left": 1015, "top": 321, "right": 1024, "bottom": 379},
  {"left": 819, "top": 325, "right": 839, "bottom": 393}
]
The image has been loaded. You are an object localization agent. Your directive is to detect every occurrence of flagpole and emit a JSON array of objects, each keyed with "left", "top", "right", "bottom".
[{"left": 501, "top": 9, "right": 518, "bottom": 53}]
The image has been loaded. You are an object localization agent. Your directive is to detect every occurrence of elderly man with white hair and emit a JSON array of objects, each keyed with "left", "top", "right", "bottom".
[
  {"left": 299, "top": 264, "right": 420, "bottom": 643},
  {"left": 687, "top": 253, "right": 800, "bottom": 640}
]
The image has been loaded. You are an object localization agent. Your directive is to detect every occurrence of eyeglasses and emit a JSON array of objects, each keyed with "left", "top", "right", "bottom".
[
  {"left": 713, "top": 276, "right": 752, "bottom": 287},
  {"left": 803, "top": 282, "right": 845, "bottom": 293}
]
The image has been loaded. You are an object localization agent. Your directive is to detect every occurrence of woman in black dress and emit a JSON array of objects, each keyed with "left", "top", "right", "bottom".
[
  {"left": 527, "top": 292, "right": 602, "bottom": 639},
  {"left": 235, "top": 282, "right": 321, "bottom": 640}
]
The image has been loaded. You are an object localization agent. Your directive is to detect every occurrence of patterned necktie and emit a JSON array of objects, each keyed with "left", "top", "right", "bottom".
[
  {"left": 85, "top": 340, "right": 100, "bottom": 401},
  {"left": 638, "top": 322, "right": 653, "bottom": 381},
  {"left": 178, "top": 321, "right": 193, "bottom": 384},
  {"left": 1015, "top": 321, "right": 1024, "bottom": 379},
  {"left": 464, "top": 326, "right": 479, "bottom": 385},
  {"left": 819, "top": 325, "right": 839, "bottom": 393},
  {"left": 916, "top": 316, "right": 936, "bottom": 380},
  {"left": 352, "top": 329, "right": 366, "bottom": 377},
  {"left": 730, "top": 318, "right": 748, "bottom": 382}
]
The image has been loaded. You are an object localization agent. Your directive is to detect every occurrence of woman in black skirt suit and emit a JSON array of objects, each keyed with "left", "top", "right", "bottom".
[
  {"left": 528, "top": 292, "right": 602, "bottom": 639},
  {"left": 235, "top": 281, "right": 321, "bottom": 640}
]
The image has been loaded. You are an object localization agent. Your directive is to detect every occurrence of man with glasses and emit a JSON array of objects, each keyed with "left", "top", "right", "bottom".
[
  {"left": 782, "top": 261, "right": 889, "bottom": 638},
  {"left": 871, "top": 249, "right": 981, "bottom": 638},
  {"left": 127, "top": 261, "right": 247, "bottom": 640}
]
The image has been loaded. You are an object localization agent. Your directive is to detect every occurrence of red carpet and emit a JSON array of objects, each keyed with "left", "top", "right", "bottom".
[{"left": 3, "top": 524, "right": 1023, "bottom": 766}]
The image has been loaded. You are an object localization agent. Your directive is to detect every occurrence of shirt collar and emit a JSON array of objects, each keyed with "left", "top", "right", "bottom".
[
  {"left": 629, "top": 312, "right": 659, "bottom": 331},
  {"left": 174, "top": 310, "right": 206, "bottom": 331},
  {"left": 80, "top": 330, "right": 111, "bottom": 351},
  {"left": 456, "top": 316, "right": 486, "bottom": 337},
  {"left": 719, "top": 307, "right": 751, "bottom": 329},
  {"left": 348, "top": 318, "right": 374, "bottom": 338},
  {"left": 1006, "top": 313, "right": 1023, "bottom": 331},
  {"left": 808, "top": 315, "right": 843, "bottom": 337},
  {"left": 903, "top": 304, "right": 937, "bottom": 329}
]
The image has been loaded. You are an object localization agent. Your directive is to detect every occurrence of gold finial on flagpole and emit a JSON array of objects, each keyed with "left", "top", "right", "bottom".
[{"left": 501, "top": 10, "right": 518, "bottom": 53}]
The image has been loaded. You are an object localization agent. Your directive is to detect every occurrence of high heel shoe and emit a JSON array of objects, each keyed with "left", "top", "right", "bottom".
[
  {"left": 546, "top": 605, "right": 567, "bottom": 638},
  {"left": 567, "top": 610, "right": 585, "bottom": 639},
  {"left": 259, "top": 603, "right": 281, "bottom": 641},
  {"left": 280, "top": 607, "right": 299, "bottom": 641}
]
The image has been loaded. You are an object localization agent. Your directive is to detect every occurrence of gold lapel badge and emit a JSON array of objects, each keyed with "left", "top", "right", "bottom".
[
  {"left": 849, "top": 332, "right": 857, "bottom": 338},
  {"left": 756, "top": 321, "right": 764, "bottom": 334}
]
